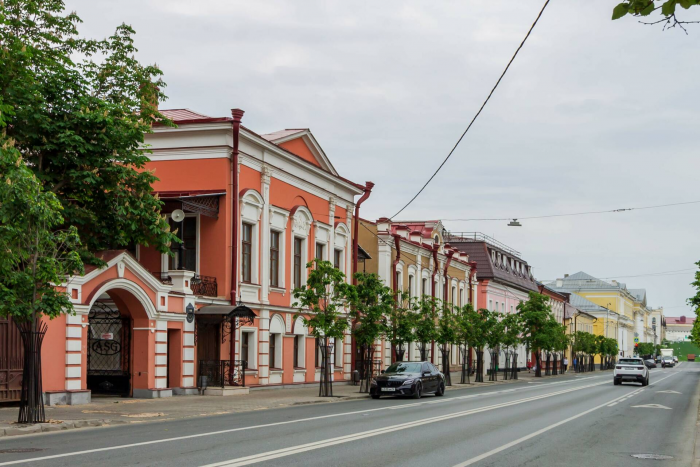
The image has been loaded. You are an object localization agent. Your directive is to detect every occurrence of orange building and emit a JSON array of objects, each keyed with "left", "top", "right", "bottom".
[{"left": 32, "top": 108, "right": 369, "bottom": 405}]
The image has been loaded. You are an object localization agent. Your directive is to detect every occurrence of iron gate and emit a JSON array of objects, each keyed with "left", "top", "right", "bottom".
[
  {"left": 0, "top": 316, "right": 23, "bottom": 402},
  {"left": 87, "top": 302, "right": 131, "bottom": 395}
]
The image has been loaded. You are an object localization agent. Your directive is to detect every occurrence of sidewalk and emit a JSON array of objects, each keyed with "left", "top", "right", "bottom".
[{"left": 0, "top": 370, "right": 602, "bottom": 438}]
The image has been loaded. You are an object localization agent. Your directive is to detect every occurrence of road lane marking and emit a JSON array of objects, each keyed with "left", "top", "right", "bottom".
[
  {"left": 196, "top": 381, "right": 612, "bottom": 467},
  {"left": 0, "top": 375, "right": 609, "bottom": 466},
  {"left": 632, "top": 404, "right": 672, "bottom": 409},
  {"left": 452, "top": 372, "right": 679, "bottom": 466},
  {"left": 657, "top": 390, "right": 681, "bottom": 394}
]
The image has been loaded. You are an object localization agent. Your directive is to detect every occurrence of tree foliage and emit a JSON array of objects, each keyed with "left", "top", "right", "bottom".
[
  {"left": 0, "top": 0, "right": 178, "bottom": 267},
  {"left": 612, "top": 1, "right": 700, "bottom": 32},
  {"left": 382, "top": 292, "right": 415, "bottom": 357},
  {"left": 293, "top": 260, "right": 352, "bottom": 341},
  {"left": 349, "top": 272, "right": 393, "bottom": 349},
  {"left": 0, "top": 142, "right": 83, "bottom": 325}
]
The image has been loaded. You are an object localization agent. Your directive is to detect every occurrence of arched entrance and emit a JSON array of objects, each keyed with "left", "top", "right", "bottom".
[
  {"left": 86, "top": 282, "right": 156, "bottom": 397},
  {"left": 87, "top": 300, "right": 131, "bottom": 396}
]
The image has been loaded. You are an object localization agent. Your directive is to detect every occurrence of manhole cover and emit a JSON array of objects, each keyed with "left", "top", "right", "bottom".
[
  {"left": 631, "top": 454, "right": 673, "bottom": 460},
  {"left": 0, "top": 448, "right": 43, "bottom": 454}
]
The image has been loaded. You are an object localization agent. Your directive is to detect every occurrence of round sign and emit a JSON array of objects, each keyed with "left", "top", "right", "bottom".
[{"left": 634, "top": 337, "right": 639, "bottom": 343}]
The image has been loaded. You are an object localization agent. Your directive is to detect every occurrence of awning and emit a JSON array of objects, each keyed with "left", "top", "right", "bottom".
[{"left": 197, "top": 304, "right": 257, "bottom": 325}]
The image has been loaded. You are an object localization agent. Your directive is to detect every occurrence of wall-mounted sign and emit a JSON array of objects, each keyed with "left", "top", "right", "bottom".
[{"left": 101, "top": 332, "right": 114, "bottom": 340}]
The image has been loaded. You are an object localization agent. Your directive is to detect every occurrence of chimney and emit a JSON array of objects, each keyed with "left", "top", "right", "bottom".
[
  {"left": 564, "top": 274, "right": 569, "bottom": 278},
  {"left": 680, "top": 316, "right": 686, "bottom": 323}
]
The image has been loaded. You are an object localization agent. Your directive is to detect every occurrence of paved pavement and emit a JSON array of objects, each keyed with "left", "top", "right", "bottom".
[{"left": 0, "top": 364, "right": 696, "bottom": 466}]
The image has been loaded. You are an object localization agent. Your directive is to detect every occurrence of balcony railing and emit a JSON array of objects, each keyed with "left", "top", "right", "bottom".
[
  {"left": 198, "top": 360, "right": 247, "bottom": 388},
  {"left": 191, "top": 275, "right": 217, "bottom": 297},
  {"left": 443, "top": 231, "right": 521, "bottom": 257}
]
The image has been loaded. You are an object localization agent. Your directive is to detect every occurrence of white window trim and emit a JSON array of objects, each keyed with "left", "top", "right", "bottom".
[
  {"left": 239, "top": 326, "right": 258, "bottom": 370},
  {"left": 293, "top": 317, "right": 308, "bottom": 368},
  {"left": 269, "top": 228, "right": 285, "bottom": 290},
  {"left": 241, "top": 191, "right": 264, "bottom": 284},
  {"left": 292, "top": 206, "right": 313, "bottom": 287}
]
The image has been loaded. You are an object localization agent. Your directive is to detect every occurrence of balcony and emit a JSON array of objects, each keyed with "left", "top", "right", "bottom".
[{"left": 151, "top": 271, "right": 218, "bottom": 297}]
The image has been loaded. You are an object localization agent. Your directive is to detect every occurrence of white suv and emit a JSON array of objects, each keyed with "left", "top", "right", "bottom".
[{"left": 614, "top": 357, "right": 649, "bottom": 386}]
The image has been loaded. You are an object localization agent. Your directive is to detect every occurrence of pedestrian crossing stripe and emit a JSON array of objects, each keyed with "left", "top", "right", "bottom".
[{"left": 631, "top": 404, "right": 672, "bottom": 409}]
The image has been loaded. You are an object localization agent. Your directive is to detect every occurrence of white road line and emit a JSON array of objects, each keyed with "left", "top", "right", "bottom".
[
  {"left": 452, "top": 371, "right": 679, "bottom": 467},
  {"left": 195, "top": 381, "right": 611, "bottom": 467},
  {"left": 0, "top": 375, "right": 606, "bottom": 466}
]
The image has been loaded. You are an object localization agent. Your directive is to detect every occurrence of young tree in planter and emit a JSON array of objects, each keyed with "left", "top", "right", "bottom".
[
  {"left": 293, "top": 260, "right": 354, "bottom": 397},
  {"left": 500, "top": 312, "right": 522, "bottom": 380},
  {"left": 0, "top": 144, "right": 84, "bottom": 423},
  {"left": 485, "top": 311, "right": 504, "bottom": 381},
  {"left": 436, "top": 301, "right": 458, "bottom": 386},
  {"left": 349, "top": 272, "right": 394, "bottom": 392},
  {"left": 412, "top": 295, "right": 438, "bottom": 361},
  {"left": 470, "top": 308, "right": 494, "bottom": 383},
  {"left": 553, "top": 325, "right": 571, "bottom": 375},
  {"left": 382, "top": 292, "right": 415, "bottom": 363},
  {"left": 517, "top": 292, "right": 553, "bottom": 377},
  {"left": 454, "top": 303, "right": 479, "bottom": 384}
]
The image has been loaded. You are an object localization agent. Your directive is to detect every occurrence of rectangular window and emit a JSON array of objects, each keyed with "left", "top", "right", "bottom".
[
  {"left": 334, "top": 338, "right": 343, "bottom": 368},
  {"left": 169, "top": 216, "right": 197, "bottom": 271},
  {"left": 334, "top": 249, "right": 342, "bottom": 269},
  {"left": 293, "top": 336, "right": 300, "bottom": 367},
  {"left": 315, "top": 338, "right": 320, "bottom": 367},
  {"left": 409, "top": 275, "right": 415, "bottom": 298},
  {"left": 452, "top": 287, "right": 456, "bottom": 304},
  {"left": 422, "top": 278, "right": 428, "bottom": 296},
  {"left": 241, "top": 332, "right": 250, "bottom": 364},
  {"left": 502, "top": 302, "right": 505, "bottom": 313},
  {"left": 269, "top": 334, "right": 277, "bottom": 369},
  {"left": 315, "top": 242, "right": 325, "bottom": 261},
  {"left": 293, "top": 238, "right": 303, "bottom": 288},
  {"left": 242, "top": 223, "right": 253, "bottom": 283},
  {"left": 270, "top": 231, "right": 280, "bottom": 287},
  {"left": 489, "top": 300, "right": 493, "bottom": 311}
]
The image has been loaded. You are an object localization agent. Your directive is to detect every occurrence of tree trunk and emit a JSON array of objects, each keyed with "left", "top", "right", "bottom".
[
  {"left": 475, "top": 348, "right": 484, "bottom": 383},
  {"left": 440, "top": 345, "right": 452, "bottom": 386},
  {"left": 17, "top": 321, "right": 48, "bottom": 424},
  {"left": 535, "top": 351, "right": 542, "bottom": 377},
  {"left": 318, "top": 338, "right": 333, "bottom": 397}
]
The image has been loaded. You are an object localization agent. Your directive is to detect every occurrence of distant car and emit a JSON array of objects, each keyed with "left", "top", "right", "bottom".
[
  {"left": 655, "top": 356, "right": 662, "bottom": 364},
  {"left": 614, "top": 357, "right": 649, "bottom": 386},
  {"left": 673, "top": 356, "right": 679, "bottom": 363},
  {"left": 644, "top": 359, "right": 657, "bottom": 369},
  {"left": 370, "top": 361, "right": 445, "bottom": 399},
  {"left": 661, "top": 356, "right": 675, "bottom": 368}
]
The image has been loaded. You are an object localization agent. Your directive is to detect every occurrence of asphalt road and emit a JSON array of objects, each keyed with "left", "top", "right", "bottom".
[{"left": 0, "top": 363, "right": 697, "bottom": 467}]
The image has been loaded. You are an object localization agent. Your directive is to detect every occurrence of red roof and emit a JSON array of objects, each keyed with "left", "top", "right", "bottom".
[
  {"left": 158, "top": 109, "right": 231, "bottom": 125},
  {"left": 667, "top": 316, "right": 695, "bottom": 325}
]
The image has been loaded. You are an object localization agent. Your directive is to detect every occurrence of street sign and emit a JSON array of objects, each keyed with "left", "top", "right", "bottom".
[
  {"left": 101, "top": 332, "right": 114, "bottom": 340},
  {"left": 634, "top": 337, "right": 639, "bottom": 343}
]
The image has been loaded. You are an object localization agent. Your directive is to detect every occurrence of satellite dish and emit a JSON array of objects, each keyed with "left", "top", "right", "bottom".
[{"left": 171, "top": 209, "right": 186, "bottom": 223}]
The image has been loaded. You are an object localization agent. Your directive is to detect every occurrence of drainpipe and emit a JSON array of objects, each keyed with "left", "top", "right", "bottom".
[
  {"left": 391, "top": 234, "right": 401, "bottom": 363},
  {"left": 442, "top": 250, "right": 454, "bottom": 301},
  {"left": 230, "top": 109, "right": 244, "bottom": 366},
  {"left": 352, "top": 182, "right": 374, "bottom": 285},
  {"left": 431, "top": 245, "right": 439, "bottom": 364}
]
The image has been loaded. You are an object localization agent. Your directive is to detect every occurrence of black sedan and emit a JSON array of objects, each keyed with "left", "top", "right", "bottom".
[
  {"left": 370, "top": 361, "right": 445, "bottom": 399},
  {"left": 644, "top": 359, "right": 657, "bottom": 369}
]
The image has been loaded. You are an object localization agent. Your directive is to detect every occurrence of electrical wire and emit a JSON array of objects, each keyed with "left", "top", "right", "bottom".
[
  {"left": 433, "top": 200, "right": 700, "bottom": 222},
  {"left": 390, "top": 0, "right": 551, "bottom": 220}
]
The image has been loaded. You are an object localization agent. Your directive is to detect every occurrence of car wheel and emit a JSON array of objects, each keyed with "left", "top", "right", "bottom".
[
  {"left": 614, "top": 378, "right": 621, "bottom": 385},
  {"left": 436, "top": 382, "right": 445, "bottom": 397},
  {"left": 371, "top": 394, "right": 380, "bottom": 399},
  {"left": 412, "top": 382, "right": 422, "bottom": 399}
]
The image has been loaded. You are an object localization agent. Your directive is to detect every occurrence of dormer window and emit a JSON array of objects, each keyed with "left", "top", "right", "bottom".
[
  {"left": 434, "top": 235, "right": 439, "bottom": 245},
  {"left": 491, "top": 250, "right": 496, "bottom": 264}
]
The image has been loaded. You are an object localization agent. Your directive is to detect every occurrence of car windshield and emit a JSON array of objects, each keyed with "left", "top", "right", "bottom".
[
  {"left": 619, "top": 359, "right": 643, "bottom": 365},
  {"left": 384, "top": 362, "right": 422, "bottom": 374}
]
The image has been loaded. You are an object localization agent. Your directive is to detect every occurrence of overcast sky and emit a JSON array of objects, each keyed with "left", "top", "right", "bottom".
[{"left": 66, "top": 0, "right": 700, "bottom": 317}]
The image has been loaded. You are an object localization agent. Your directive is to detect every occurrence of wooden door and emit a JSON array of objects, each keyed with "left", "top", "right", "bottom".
[{"left": 0, "top": 316, "right": 23, "bottom": 402}]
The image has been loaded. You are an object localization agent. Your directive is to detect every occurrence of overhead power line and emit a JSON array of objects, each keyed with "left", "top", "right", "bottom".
[
  {"left": 390, "top": 0, "right": 551, "bottom": 220},
  {"left": 435, "top": 200, "right": 700, "bottom": 222}
]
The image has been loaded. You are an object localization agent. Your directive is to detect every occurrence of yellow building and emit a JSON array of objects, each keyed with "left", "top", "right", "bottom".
[{"left": 548, "top": 272, "right": 651, "bottom": 357}]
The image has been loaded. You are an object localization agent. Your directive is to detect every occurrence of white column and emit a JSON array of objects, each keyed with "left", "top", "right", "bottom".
[
  {"left": 260, "top": 166, "right": 271, "bottom": 304},
  {"left": 259, "top": 309, "right": 270, "bottom": 385},
  {"left": 154, "top": 320, "right": 168, "bottom": 389}
]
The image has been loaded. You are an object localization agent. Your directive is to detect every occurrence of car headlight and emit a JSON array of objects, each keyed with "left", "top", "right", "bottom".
[
  {"left": 370, "top": 379, "right": 377, "bottom": 386},
  {"left": 401, "top": 379, "right": 415, "bottom": 386}
]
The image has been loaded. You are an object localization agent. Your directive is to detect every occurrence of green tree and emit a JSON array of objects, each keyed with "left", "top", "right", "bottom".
[
  {"left": 517, "top": 292, "right": 553, "bottom": 377},
  {"left": 484, "top": 310, "right": 504, "bottom": 381},
  {"left": 1, "top": 0, "right": 177, "bottom": 267},
  {"left": 436, "top": 301, "right": 458, "bottom": 385},
  {"left": 637, "top": 342, "right": 655, "bottom": 357},
  {"left": 612, "top": 1, "right": 700, "bottom": 32},
  {"left": 0, "top": 142, "right": 83, "bottom": 422},
  {"left": 500, "top": 312, "right": 522, "bottom": 379},
  {"left": 412, "top": 295, "right": 438, "bottom": 361},
  {"left": 454, "top": 303, "right": 479, "bottom": 383},
  {"left": 382, "top": 292, "right": 415, "bottom": 363},
  {"left": 293, "top": 260, "right": 353, "bottom": 397}
]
